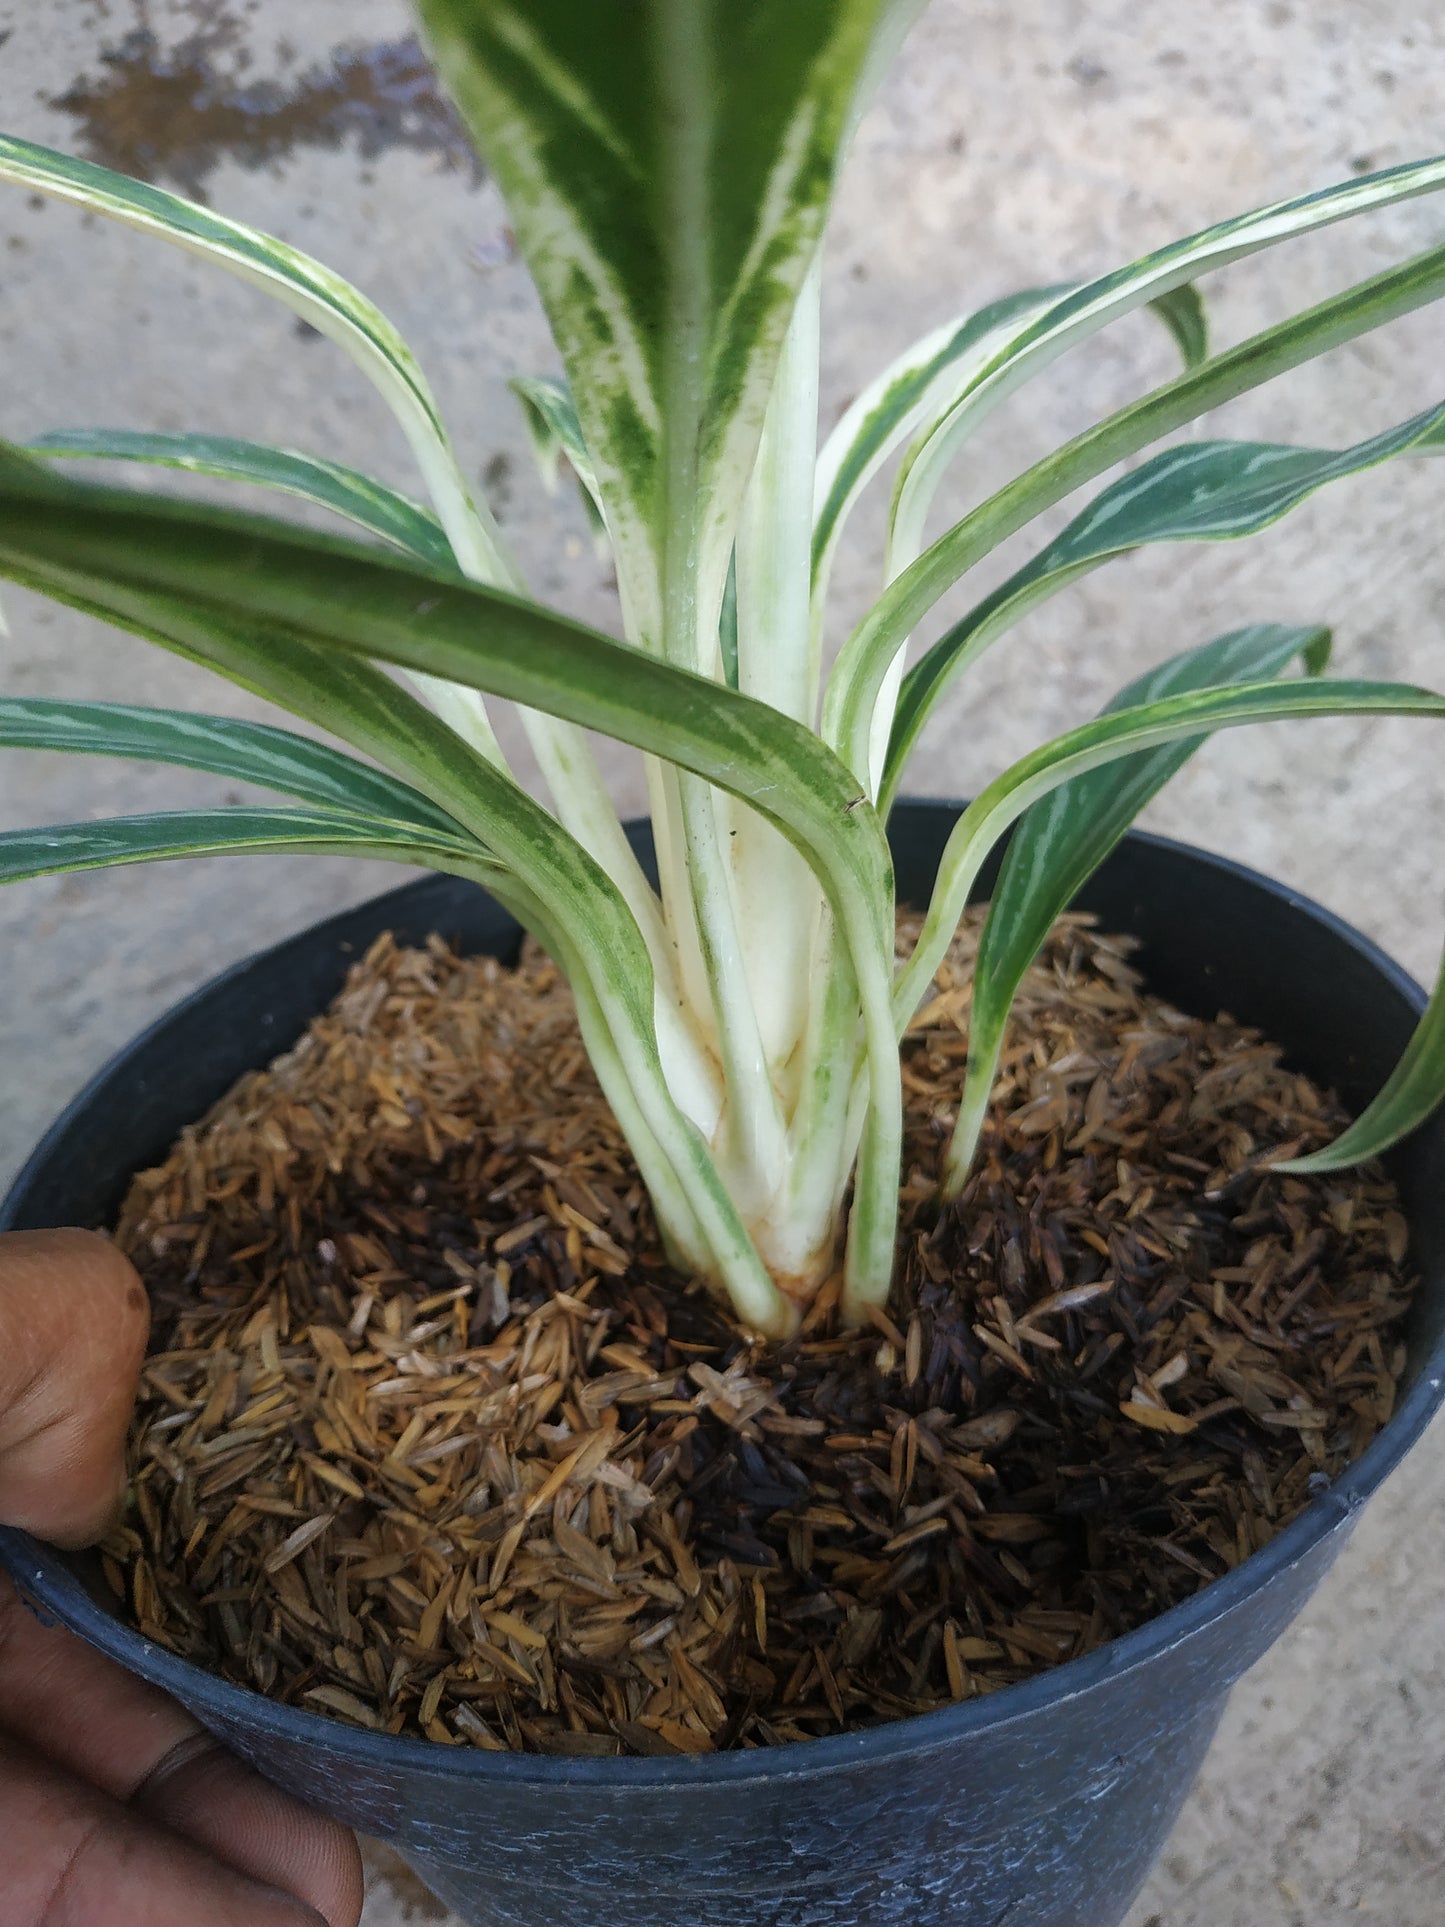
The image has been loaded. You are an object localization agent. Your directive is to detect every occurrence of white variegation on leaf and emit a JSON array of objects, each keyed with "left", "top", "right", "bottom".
[
  {"left": 1, "top": 8, "right": 1444, "bottom": 1336},
  {"left": 508, "top": 376, "right": 609, "bottom": 545},
  {"left": 942, "top": 622, "right": 1334, "bottom": 1188},
  {"left": 827, "top": 234, "right": 1445, "bottom": 792},
  {"left": 28, "top": 430, "right": 456, "bottom": 567},
  {"left": 880, "top": 403, "right": 1445, "bottom": 807}
]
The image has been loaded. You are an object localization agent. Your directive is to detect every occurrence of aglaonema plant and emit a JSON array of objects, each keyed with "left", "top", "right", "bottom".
[{"left": 2, "top": 0, "right": 1444, "bottom": 1339}]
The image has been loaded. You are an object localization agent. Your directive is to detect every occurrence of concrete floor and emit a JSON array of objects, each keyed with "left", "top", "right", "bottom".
[{"left": 2, "top": 1, "right": 1445, "bottom": 1921}]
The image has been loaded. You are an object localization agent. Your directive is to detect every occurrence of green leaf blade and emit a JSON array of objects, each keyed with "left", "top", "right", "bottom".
[
  {"left": 886, "top": 676, "right": 1445, "bottom": 1200},
  {"left": 0, "top": 696, "right": 470, "bottom": 836},
  {"left": 0, "top": 806, "right": 489, "bottom": 885},
  {"left": 0, "top": 133, "right": 512, "bottom": 590},
  {"left": 28, "top": 430, "right": 455, "bottom": 566},
  {"left": 1274, "top": 949, "right": 1445, "bottom": 1174},
  {"left": 1145, "top": 281, "right": 1209, "bottom": 368},
  {"left": 947, "top": 623, "right": 1333, "bottom": 1185},
  {"left": 887, "top": 151, "right": 1445, "bottom": 571},
  {"left": 811, "top": 287, "right": 1066, "bottom": 587},
  {"left": 833, "top": 235, "right": 1445, "bottom": 794},
  {"left": 881, "top": 400, "right": 1445, "bottom": 804},
  {"left": 0, "top": 462, "right": 889, "bottom": 919},
  {"left": 417, "top": 0, "right": 889, "bottom": 652}
]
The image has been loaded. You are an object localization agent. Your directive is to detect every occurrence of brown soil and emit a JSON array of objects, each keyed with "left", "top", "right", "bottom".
[{"left": 102, "top": 912, "right": 1415, "bottom": 1757}]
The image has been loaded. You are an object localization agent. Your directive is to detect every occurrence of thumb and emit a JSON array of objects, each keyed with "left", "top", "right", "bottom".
[{"left": 0, "top": 1229, "right": 150, "bottom": 1548}]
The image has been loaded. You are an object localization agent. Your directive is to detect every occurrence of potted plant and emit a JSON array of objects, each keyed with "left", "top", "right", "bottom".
[{"left": 1, "top": 4, "right": 1445, "bottom": 1923}]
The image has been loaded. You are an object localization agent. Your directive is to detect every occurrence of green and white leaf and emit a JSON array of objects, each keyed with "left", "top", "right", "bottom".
[
  {"left": 28, "top": 429, "right": 454, "bottom": 566},
  {"left": 0, "top": 132, "right": 532, "bottom": 774},
  {"left": 888, "top": 150, "right": 1445, "bottom": 574},
  {"left": 945, "top": 622, "right": 1332, "bottom": 1186},
  {"left": 885, "top": 680, "right": 1445, "bottom": 1208},
  {"left": 0, "top": 136, "right": 511, "bottom": 588},
  {"left": 416, "top": 0, "right": 889, "bottom": 663},
  {"left": 508, "top": 375, "right": 608, "bottom": 542},
  {"left": 1274, "top": 948, "right": 1445, "bottom": 1174},
  {"left": 811, "top": 279, "right": 1206, "bottom": 642},
  {"left": 827, "top": 236, "right": 1445, "bottom": 791},
  {"left": 0, "top": 805, "right": 493, "bottom": 885},
  {"left": 879, "top": 402, "right": 1445, "bottom": 807},
  {"left": 0, "top": 462, "right": 901, "bottom": 1321},
  {"left": 0, "top": 696, "right": 471, "bottom": 835},
  {"left": 729, "top": 261, "right": 827, "bottom": 1100},
  {"left": 811, "top": 286, "right": 1064, "bottom": 616}
]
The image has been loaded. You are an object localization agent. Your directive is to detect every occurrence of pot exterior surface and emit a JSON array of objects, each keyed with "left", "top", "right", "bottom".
[
  {"left": 4, "top": 805, "right": 1443, "bottom": 1927},
  {"left": 409, "top": 1695, "right": 1225, "bottom": 1927}
]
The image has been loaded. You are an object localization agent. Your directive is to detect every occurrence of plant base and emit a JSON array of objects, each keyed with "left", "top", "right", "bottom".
[
  {"left": 106, "top": 911, "right": 1411, "bottom": 1757},
  {"left": 3, "top": 808, "right": 1443, "bottom": 1927}
]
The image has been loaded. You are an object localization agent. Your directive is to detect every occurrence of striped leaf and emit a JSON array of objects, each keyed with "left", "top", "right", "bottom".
[
  {"left": 827, "top": 237, "right": 1445, "bottom": 788},
  {"left": 0, "top": 697, "right": 468, "bottom": 835},
  {"left": 811, "top": 281, "right": 1206, "bottom": 629},
  {"left": 24, "top": 463, "right": 644, "bottom": 931},
  {"left": 0, "top": 806, "right": 490, "bottom": 885},
  {"left": 880, "top": 677, "right": 1445, "bottom": 1200},
  {"left": 1274, "top": 950, "right": 1445, "bottom": 1174},
  {"left": 880, "top": 402, "right": 1445, "bottom": 806},
  {"left": 947, "top": 623, "right": 1332, "bottom": 1184},
  {"left": 28, "top": 430, "right": 453, "bottom": 566},
  {"left": 0, "top": 466, "right": 890, "bottom": 918},
  {"left": 508, "top": 376, "right": 607, "bottom": 540},
  {"left": 1149, "top": 283, "right": 1210, "bottom": 369},
  {"left": 416, "top": 0, "right": 889, "bottom": 663},
  {"left": 0, "top": 136, "right": 507, "bottom": 584},
  {"left": 0, "top": 464, "right": 678, "bottom": 1005},
  {"left": 0, "top": 133, "right": 533, "bottom": 770},
  {"left": 811, "top": 287, "right": 1065, "bottom": 604},
  {"left": 0, "top": 459, "right": 902, "bottom": 1323},
  {"left": 888, "top": 151, "right": 1445, "bottom": 571}
]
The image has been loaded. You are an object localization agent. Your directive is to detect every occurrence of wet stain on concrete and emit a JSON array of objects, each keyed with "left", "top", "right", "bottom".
[{"left": 51, "top": 5, "right": 482, "bottom": 196}]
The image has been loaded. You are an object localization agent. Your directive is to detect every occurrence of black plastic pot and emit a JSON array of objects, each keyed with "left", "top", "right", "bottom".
[{"left": 3, "top": 800, "right": 1444, "bottom": 1927}]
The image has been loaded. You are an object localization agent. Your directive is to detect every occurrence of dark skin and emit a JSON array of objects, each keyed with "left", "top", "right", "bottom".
[{"left": 0, "top": 1229, "right": 365, "bottom": 1926}]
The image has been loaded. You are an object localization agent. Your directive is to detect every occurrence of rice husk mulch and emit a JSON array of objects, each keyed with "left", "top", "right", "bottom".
[{"left": 102, "top": 909, "right": 1416, "bottom": 1756}]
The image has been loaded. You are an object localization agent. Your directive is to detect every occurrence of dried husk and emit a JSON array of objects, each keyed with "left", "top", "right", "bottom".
[{"left": 104, "top": 911, "right": 1415, "bottom": 1755}]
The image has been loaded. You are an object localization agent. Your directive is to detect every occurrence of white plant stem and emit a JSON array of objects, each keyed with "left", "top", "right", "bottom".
[
  {"left": 736, "top": 258, "right": 822, "bottom": 729},
  {"left": 423, "top": 457, "right": 690, "bottom": 1063},
  {"left": 769, "top": 913, "right": 863, "bottom": 1287},
  {"left": 676, "top": 774, "right": 788, "bottom": 1224},
  {"left": 454, "top": 858, "right": 791, "bottom": 1337},
  {"left": 732, "top": 257, "right": 828, "bottom": 1082}
]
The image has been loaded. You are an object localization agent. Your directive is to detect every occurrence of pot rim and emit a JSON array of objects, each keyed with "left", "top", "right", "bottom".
[{"left": 4, "top": 818, "right": 1443, "bottom": 1790}]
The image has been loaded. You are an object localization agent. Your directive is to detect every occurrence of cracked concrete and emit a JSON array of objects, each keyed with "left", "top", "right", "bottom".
[{"left": 2, "top": 1, "right": 1444, "bottom": 1921}]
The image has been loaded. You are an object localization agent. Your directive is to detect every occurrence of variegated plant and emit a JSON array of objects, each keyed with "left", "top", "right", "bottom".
[{"left": 2, "top": 0, "right": 1444, "bottom": 1337}]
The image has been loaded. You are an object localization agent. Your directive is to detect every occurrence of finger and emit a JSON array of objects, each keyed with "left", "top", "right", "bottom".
[
  {"left": 0, "top": 1576, "right": 363, "bottom": 1927},
  {"left": 0, "top": 1571, "right": 194, "bottom": 1794},
  {"left": 0, "top": 1229, "right": 150, "bottom": 1546},
  {"left": 0, "top": 1729, "right": 329, "bottom": 1927},
  {"left": 134, "top": 1732, "right": 364, "bottom": 1927}
]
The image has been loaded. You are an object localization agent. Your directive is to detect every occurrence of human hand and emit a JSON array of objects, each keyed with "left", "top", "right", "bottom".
[{"left": 0, "top": 1228, "right": 364, "bottom": 1926}]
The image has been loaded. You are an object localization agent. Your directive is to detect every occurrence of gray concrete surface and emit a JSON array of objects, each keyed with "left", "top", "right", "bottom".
[{"left": 2, "top": 1, "right": 1445, "bottom": 1921}]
